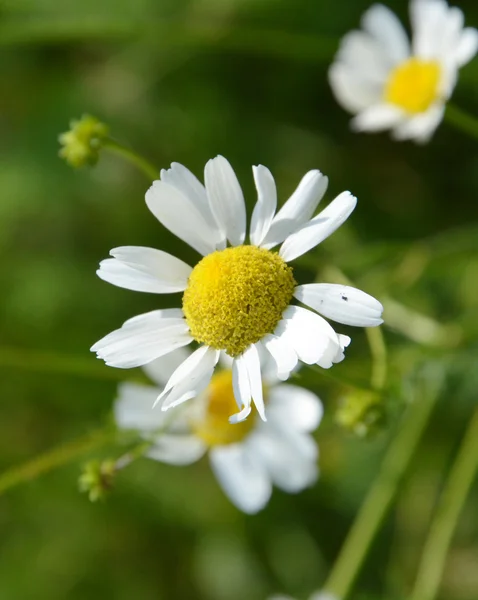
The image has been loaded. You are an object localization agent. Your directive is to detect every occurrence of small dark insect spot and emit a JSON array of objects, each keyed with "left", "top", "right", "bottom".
[{"left": 341, "top": 295, "right": 348, "bottom": 301}]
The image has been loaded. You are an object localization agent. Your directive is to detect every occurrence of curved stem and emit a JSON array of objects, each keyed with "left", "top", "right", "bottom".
[
  {"left": 322, "top": 371, "right": 443, "bottom": 599},
  {"left": 365, "top": 326, "right": 387, "bottom": 391},
  {"left": 409, "top": 407, "right": 478, "bottom": 600},
  {"left": 0, "top": 427, "right": 116, "bottom": 496},
  {"left": 103, "top": 138, "right": 158, "bottom": 181},
  {"left": 444, "top": 104, "right": 478, "bottom": 142}
]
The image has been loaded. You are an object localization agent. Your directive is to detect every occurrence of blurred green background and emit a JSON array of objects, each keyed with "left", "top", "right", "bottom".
[{"left": 1, "top": 0, "right": 478, "bottom": 599}]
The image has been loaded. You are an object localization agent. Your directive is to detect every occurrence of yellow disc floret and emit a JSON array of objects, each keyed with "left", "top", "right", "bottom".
[
  {"left": 183, "top": 245, "right": 296, "bottom": 357},
  {"left": 384, "top": 58, "right": 441, "bottom": 114},
  {"left": 192, "top": 370, "right": 255, "bottom": 445}
]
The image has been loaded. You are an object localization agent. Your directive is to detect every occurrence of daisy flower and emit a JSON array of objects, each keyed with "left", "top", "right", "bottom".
[
  {"left": 92, "top": 156, "right": 383, "bottom": 423},
  {"left": 114, "top": 348, "right": 323, "bottom": 514},
  {"left": 329, "top": 0, "right": 478, "bottom": 143}
]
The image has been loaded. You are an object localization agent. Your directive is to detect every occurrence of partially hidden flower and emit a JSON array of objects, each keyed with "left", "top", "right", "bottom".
[
  {"left": 59, "top": 114, "right": 108, "bottom": 167},
  {"left": 92, "top": 156, "right": 383, "bottom": 423},
  {"left": 329, "top": 0, "right": 478, "bottom": 143},
  {"left": 115, "top": 347, "right": 323, "bottom": 514}
]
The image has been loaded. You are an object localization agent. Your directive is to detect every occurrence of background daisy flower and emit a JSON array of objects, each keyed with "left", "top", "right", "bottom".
[
  {"left": 91, "top": 156, "right": 383, "bottom": 423},
  {"left": 92, "top": 156, "right": 382, "bottom": 422},
  {"left": 114, "top": 348, "right": 323, "bottom": 514},
  {"left": 329, "top": 0, "right": 478, "bottom": 142}
]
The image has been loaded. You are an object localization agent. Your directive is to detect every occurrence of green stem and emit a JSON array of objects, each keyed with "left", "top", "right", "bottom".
[
  {"left": 409, "top": 407, "right": 478, "bottom": 600},
  {"left": 444, "top": 104, "right": 478, "bottom": 142},
  {"left": 323, "top": 372, "right": 443, "bottom": 599},
  {"left": 365, "top": 326, "right": 387, "bottom": 391},
  {"left": 0, "top": 427, "right": 115, "bottom": 496},
  {"left": 103, "top": 138, "right": 158, "bottom": 181}
]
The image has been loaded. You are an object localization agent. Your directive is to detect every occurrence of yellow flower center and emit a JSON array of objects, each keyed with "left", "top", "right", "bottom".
[
  {"left": 182, "top": 245, "right": 296, "bottom": 357},
  {"left": 192, "top": 370, "right": 256, "bottom": 445},
  {"left": 384, "top": 58, "right": 441, "bottom": 114}
]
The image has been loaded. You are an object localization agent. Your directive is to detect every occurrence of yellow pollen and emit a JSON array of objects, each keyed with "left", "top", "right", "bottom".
[
  {"left": 384, "top": 58, "right": 441, "bottom": 114},
  {"left": 192, "top": 370, "right": 255, "bottom": 446},
  {"left": 182, "top": 245, "right": 296, "bottom": 357}
]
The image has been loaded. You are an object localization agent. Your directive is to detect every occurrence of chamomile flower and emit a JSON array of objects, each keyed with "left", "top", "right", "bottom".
[
  {"left": 115, "top": 348, "right": 323, "bottom": 514},
  {"left": 92, "top": 156, "right": 383, "bottom": 423},
  {"left": 329, "top": 0, "right": 478, "bottom": 143}
]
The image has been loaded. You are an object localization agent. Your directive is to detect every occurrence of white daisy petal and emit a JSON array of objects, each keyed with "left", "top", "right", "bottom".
[
  {"left": 142, "top": 347, "right": 192, "bottom": 387},
  {"left": 294, "top": 283, "right": 384, "bottom": 327},
  {"left": 279, "top": 192, "right": 357, "bottom": 262},
  {"left": 411, "top": 0, "right": 449, "bottom": 60},
  {"left": 279, "top": 306, "right": 340, "bottom": 366},
  {"left": 262, "top": 333, "right": 298, "bottom": 381},
  {"left": 147, "top": 435, "right": 206, "bottom": 465},
  {"left": 335, "top": 31, "right": 393, "bottom": 82},
  {"left": 351, "top": 104, "right": 404, "bottom": 132},
  {"left": 145, "top": 180, "right": 220, "bottom": 256},
  {"left": 115, "top": 382, "right": 167, "bottom": 432},
  {"left": 261, "top": 170, "right": 329, "bottom": 249},
  {"left": 97, "top": 246, "right": 192, "bottom": 294},
  {"left": 160, "top": 162, "right": 226, "bottom": 249},
  {"left": 334, "top": 334, "right": 351, "bottom": 364},
  {"left": 209, "top": 444, "right": 272, "bottom": 514},
  {"left": 229, "top": 404, "right": 252, "bottom": 424},
  {"left": 267, "top": 384, "right": 323, "bottom": 432},
  {"left": 91, "top": 310, "right": 192, "bottom": 369},
  {"left": 392, "top": 103, "right": 445, "bottom": 143},
  {"left": 243, "top": 344, "right": 266, "bottom": 421},
  {"left": 160, "top": 370, "right": 215, "bottom": 411},
  {"left": 328, "top": 63, "right": 384, "bottom": 113},
  {"left": 160, "top": 162, "right": 209, "bottom": 213},
  {"left": 157, "top": 346, "right": 220, "bottom": 408},
  {"left": 250, "top": 165, "right": 277, "bottom": 246},
  {"left": 204, "top": 155, "right": 247, "bottom": 246},
  {"left": 361, "top": 3, "right": 410, "bottom": 64},
  {"left": 247, "top": 428, "right": 318, "bottom": 493},
  {"left": 455, "top": 27, "right": 478, "bottom": 66},
  {"left": 231, "top": 353, "right": 251, "bottom": 419}
]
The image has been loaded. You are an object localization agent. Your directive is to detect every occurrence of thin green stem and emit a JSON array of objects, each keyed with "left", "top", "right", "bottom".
[
  {"left": 322, "top": 372, "right": 443, "bottom": 599},
  {"left": 409, "top": 407, "right": 478, "bottom": 600},
  {"left": 365, "top": 326, "right": 387, "bottom": 391},
  {"left": 444, "top": 103, "right": 478, "bottom": 142},
  {"left": 103, "top": 138, "right": 158, "bottom": 181},
  {"left": 0, "top": 427, "right": 116, "bottom": 496}
]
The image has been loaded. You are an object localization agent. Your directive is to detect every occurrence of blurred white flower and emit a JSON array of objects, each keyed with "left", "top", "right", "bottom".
[
  {"left": 114, "top": 348, "right": 323, "bottom": 514},
  {"left": 92, "top": 156, "right": 383, "bottom": 423},
  {"left": 329, "top": 0, "right": 478, "bottom": 143}
]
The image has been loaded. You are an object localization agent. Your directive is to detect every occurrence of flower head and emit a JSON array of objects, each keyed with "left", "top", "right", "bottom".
[
  {"left": 329, "top": 0, "right": 478, "bottom": 142},
  {"left": 115, "top": 348, "right": 323, "bottom": 513},
  {"left": 59, "top": 114, "right": 108, "bottom": 167},
  {"left": 91, "top": 156, "right": 383, "bottom": 423}
]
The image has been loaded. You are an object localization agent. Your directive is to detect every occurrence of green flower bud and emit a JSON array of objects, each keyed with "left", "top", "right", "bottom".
[
  {"left": 336, "top": 390, "right": 386, "bottom": 438},
  {"left": 58, "top": 115, "right": 108, "bottom": 168},
  {"left": 79, "top": 459, "right": 116, "bottom": 502}
]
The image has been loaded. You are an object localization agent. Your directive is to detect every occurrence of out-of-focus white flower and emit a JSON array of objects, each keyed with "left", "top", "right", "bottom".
[
  {"left": 329, "top": 0, "right": 478, "bottom": 143},
  {"left": 114, "top": 348, "right": 323, "bottom": 514},
  {"left": 92, "top": 157, "right": 383, "bottom": 423}
]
